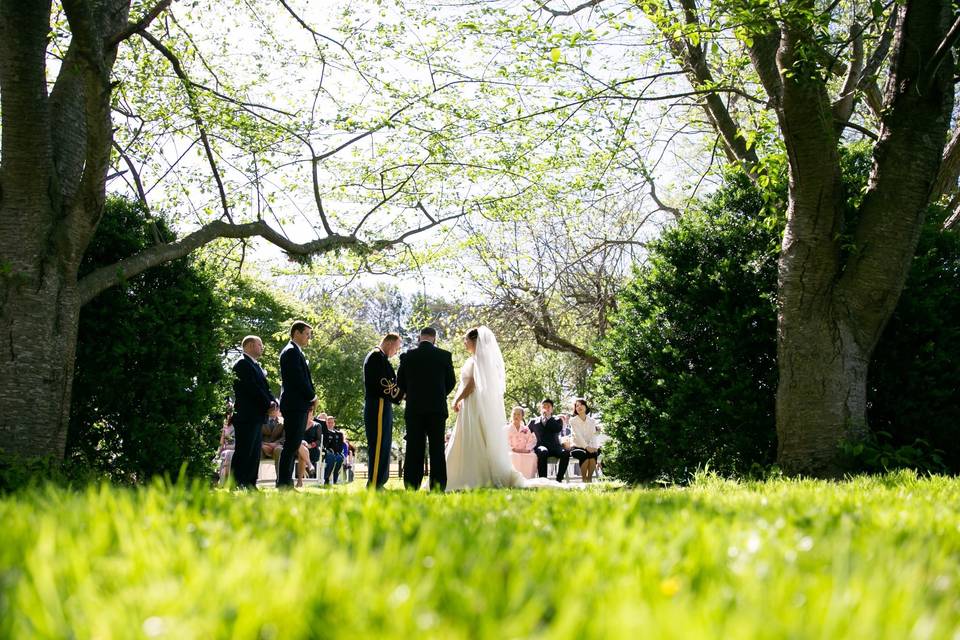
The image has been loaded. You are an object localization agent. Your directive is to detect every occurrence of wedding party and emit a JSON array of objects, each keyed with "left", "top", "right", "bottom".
[{"left": 224, "top": 322, "right": 606, "bottom": 492}]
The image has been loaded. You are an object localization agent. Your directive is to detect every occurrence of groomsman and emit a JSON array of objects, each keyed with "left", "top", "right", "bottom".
[
  {"left": 277, "top": 321, "right": 317, "bottom": 488},
  {"left": 530, "top": 398, "right": 570, "bottom": 482},
  {"left": 231, "top": 335, "right": 277, "bottom": 489},
  {"left": 363, "top": 333, "right": 402, "bottom": 489}
]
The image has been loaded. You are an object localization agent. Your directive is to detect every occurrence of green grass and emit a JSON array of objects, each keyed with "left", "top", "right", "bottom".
[{"left": 1, "top": 472, "right": 958, "bottom": 639}]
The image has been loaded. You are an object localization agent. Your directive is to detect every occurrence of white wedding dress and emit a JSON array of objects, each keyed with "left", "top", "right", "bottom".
[{"left": 445, "top": 327, "right": 561, "bottom": 491}]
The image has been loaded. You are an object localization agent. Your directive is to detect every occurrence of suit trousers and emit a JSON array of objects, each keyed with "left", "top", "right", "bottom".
[
  {"left": 535, "top": 445, "right": 570, "bottom": 481},
  {"left": 231, "top": 418, "right": 263, "bottom": 488},
  {"left": 364, "top": 398, "right": 393, "bottom": 489},
  {"left": 277, "top": 408, "right": 308, "bottom": 487},
  {"left": 403, "top": 411, "right": 447, "bottom": 491}
]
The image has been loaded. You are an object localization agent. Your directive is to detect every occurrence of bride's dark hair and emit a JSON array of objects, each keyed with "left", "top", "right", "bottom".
[{"left": 465, "top": 327, "right": 479, "bottom": 342}]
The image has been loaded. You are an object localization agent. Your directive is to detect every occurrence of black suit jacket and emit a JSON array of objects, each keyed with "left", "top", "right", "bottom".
[
  {"left": 529, "top": 416, "right": 564, "bottom": 451},
  {"left": 363, "top": 348, "right": 402, "bottom": 404},
  {"left": 232, "top": 354, "right": 275, "bottom": 424},
  {"left": 279, "top": 341, "right": 316, "bottom": 413},
  {"left": 396, "top": 341, "right": 456, "bottom": 417}
]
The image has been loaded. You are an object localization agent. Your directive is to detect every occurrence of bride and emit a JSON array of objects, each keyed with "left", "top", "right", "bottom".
[{"left": 445, "top": 326, "right": 560, "bottom": 490}]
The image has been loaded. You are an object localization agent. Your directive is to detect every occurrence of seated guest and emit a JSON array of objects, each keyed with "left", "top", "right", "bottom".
[
  {"left": 261, "top": 416, "right": 285, "bottom": 460},
  {"left": 342, "top": 437, "right": 355, "bottom": 483},
  {"left": 568, "top": 398, "right": 601, "bottom": 482},
  {"left": 322, "top": 415, "right": 345, "bottom": 485},
  {"left": 216, "top": 413, "right": 236, "bottom": 486},
  {"left": 262, "top": 416, "right": 313, "bottom": 486},
  {"left": 504, "top": 406, "right": 537, "bottom": 478},
  {"left": 529, "top": 398, "right": 570, "bottom": 482},
  {"left": 304, "top": 417, "right": 324, "bottom": 476}
]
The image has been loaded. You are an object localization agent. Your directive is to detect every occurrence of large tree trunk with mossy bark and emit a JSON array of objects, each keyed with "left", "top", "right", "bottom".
[{"left": 774, "top": 1, "right": 955, "bottom": 476}]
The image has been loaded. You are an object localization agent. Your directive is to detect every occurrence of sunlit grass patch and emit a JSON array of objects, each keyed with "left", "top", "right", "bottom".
[{"left": 1, "top": 472, "right": 958, "bottom": 639}]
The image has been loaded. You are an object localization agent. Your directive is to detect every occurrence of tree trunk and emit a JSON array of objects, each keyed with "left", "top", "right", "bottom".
[
  {"left": 774, "top": 1, "right": 954, "bottom": 476},
  {"left": 0, "top": 268, "right": 82, "bottom": 462},
  {"left": 776, "top": 308, "right": 869, "bottom": 476},
  {"left": 0, "top": 0, "right": 127, "bottom": 465}
]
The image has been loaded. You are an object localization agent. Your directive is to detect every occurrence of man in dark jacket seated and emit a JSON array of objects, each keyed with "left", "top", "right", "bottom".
[
  {"left": 321, "top": 416, "right": 345, "bottom": 485},
  {"left": 529, "top": 398, "right": 570, "bottom": 482}
]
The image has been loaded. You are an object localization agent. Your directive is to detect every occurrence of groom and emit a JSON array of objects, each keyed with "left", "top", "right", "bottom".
[{"left": 396, "top": 326, "right": 456, "bottom": 491}]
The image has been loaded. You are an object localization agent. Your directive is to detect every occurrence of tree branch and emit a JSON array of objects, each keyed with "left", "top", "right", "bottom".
[
  {"left": 106, "top": 0, "right": 171, "bottom": 47},
  {"left": 831, "top": 22, "right": 864, "bottom": 128},
  {"left": 748, "top": 26, "right": 784, "bottom": 108},
  {"left": 652, "top": 0, "right": 759, "bottom": 173},
  {"left": 648, "top": 177, "right": 681, "bottom": 220},
  {"left": 59, "top": 0, "right": 130, "bottom": 234},
  {"left": 921, "top": 12, "right": 960, "bottom": 92},
  {"left": 840, "top": 1, "right": 956, "bottom": 348},
  {"left": 931, "top": 126, "right": 960, "bottom": 200},
  {"left": 111, "top": 139, "right": 153, "bottom": 216},
  {"left": 277, "top": 0, "right": 372, "bottom": 88},
  {"left": 77, "top": 207, "right": 468, "bottom": 305},
  {"left": 537, "top": 0, "right": 606, "bottom": 18}
]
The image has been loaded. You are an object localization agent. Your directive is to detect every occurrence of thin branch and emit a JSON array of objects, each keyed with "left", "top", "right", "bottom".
[
  {"left": 138, "top": 30, "right": 232, "bottom": 222},
  {"left": 537, "top": 0, "right": 606, "bottom": 18},
  {"left": 111, "top": 142, "right": 145, "bottom": 200},
  {"left": 831, "top": 21, "right": 864, "bottom": 127},
  {"left": 932, "top": 126, "right": 960, "bottom": 200},
  {"left": 648, "top": 178, "right": 681, "bottom": 220},
  {"left": 276, "top": 0, "right": 373, "bottom": 88},
  {"left": 836, "top": 119, "right": 879, "bottom": 140}
]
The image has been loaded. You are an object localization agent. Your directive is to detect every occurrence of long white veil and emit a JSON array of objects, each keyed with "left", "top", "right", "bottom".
[
  {"left": 473, "top": 326, "right": 506, "bottom": 400},
  {"left": 471, "top": 326, "right": 521, "bottom": 485}
]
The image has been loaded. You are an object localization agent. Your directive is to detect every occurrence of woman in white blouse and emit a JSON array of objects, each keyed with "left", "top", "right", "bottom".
[{"left": 568, "top": 398, "right": 601, "bottom": 482}]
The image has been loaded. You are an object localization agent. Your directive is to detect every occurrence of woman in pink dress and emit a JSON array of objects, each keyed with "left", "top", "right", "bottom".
[{"left": 504, "top": 406, "right": 538, "bottom": 478}]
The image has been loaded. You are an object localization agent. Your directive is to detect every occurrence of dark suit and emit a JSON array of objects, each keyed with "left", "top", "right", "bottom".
[
  {"left": 396, "top": 341, "right": 456, "bottom": 490},
  {"left": 277, "top": 341, "right": 316, "bottom": 487},
  {"left": 231, "top": 354, "right": 276, "bottom": 488},
  {"left": 530, "top": 415, "right": 569, "bottom": 481}
]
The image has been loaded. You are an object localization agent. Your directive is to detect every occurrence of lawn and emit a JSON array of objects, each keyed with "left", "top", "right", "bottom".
[{"left": 1, "top": 472, "right": 958, "bottom": 639}]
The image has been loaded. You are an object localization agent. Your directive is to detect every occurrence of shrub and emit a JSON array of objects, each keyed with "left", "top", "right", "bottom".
[
  {"left": 597, "top": 151, "right": 960, "bottom": 482},
  {"left": 67, "top": 197, "right": 229, "bottom": 482}
]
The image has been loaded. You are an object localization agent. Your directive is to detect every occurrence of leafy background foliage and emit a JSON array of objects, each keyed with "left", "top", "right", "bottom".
[{"left": 597, "top": 149, "right": 960, "bottom": 482}]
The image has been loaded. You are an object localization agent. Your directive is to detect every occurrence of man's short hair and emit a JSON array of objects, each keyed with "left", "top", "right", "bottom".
[
  {"left": 241, "top": 335, "right": 261, "bottom": 349},
  {"left": 540, "top": 398, "right": 554, "bottom": 407},
  {"left": 290, "top": 320, "right": 312, "bottom": 338},
  {"left": 382, "top": 332, "right": 401, "bottom": 344},
  {"left": 419, "top": 326, "right": 437, "bottom": 338}
]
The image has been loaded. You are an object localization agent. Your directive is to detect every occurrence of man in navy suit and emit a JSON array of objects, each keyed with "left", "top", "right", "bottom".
[
  {"left": 529, "top": 398, "right": 570, "bottom": 481},
  {"left": 277, "top": 320, "right": 317, "bottom": 488},
  {"left": 231, "top": 335, "right": 277, "bottom": 489},
  {"left": 396, "top": 327, "right": 456, "bottom": 491}
]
